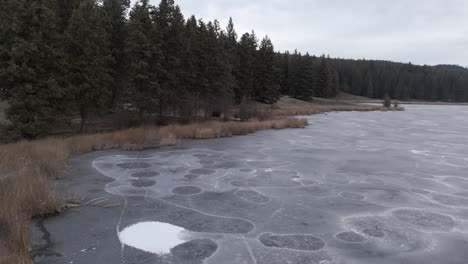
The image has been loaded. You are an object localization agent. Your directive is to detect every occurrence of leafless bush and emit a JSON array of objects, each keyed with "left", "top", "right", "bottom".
[{"left": 384, "top": 94, "right": 392, "bottom": 108}]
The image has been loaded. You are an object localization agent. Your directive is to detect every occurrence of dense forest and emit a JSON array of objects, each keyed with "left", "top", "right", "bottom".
[
  {"left": 332, "top": 59, "right": 468, "bottom": 102},
  {"left": 0, "top": 0, "right": 467, "bottom": 138}
]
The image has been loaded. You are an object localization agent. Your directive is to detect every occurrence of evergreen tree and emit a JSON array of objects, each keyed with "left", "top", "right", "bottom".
[
  {"left": 65, "top": 0, "right": 113, "bottom": 131},
  {"left": 295, "top": 53, "right": 317, "bottom": 100},
  {"left": 277, "top": 51, "right": 290, "bottom": 95},
  {"left": 126, "top": 0, "right": 162, "bottom": 118},
  {"left": 328, "top": 68, "right": 339, "bottom": 97},
  {"left": 181, "top": 15, "right": 214, "bottom": 118},
  {"left": 254, "top": 36, "right": 280, "bottom": 104},
  {"left": 225, "top": 17, "right": 241, "bottom": 103},
  {"left": 179, "top": 15, "right": 199, "bottom": 118},
  {"left": 205, "top": 20, "right": 235, "bottom": 117},
  {"left": 236, "top": 32, "right": 258, "bottom": 101},
  {"left": 99, "top": 0, "right": 131, "bottom": 107},
  {"left": 51, "top": 0, "right": 83, "bottom": 33},
  {"left": 155, "top": 0, "right": 186, "bottom": 115},
  {"left": 193, "top": 19, "right": 211, "bottom": 116},
  {"left": 315, "top": 57, "right": 330, "bottom": 98},
  {"left": 363, "top": 71, "right": 374, "bottom": 98},
  {"left": 0, "top": 0, "right": 71, "bottom": 138},
  {"left": 225, "top": 18, "right": 238, "bottom": 50},
  {"left": 285, "top": 50, "right": 302, "bottom": 98}
]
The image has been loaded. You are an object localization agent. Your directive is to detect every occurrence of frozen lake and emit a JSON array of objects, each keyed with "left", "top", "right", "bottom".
[{"left": 34, "top": 105, "right": 468, "bottom": 264}]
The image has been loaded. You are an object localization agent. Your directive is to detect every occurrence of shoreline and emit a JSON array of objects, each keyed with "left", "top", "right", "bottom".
[{"left": 349, "top": 100, "right": 468, "bottom": 106}]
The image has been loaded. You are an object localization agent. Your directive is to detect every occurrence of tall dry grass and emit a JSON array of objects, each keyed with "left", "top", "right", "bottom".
[{"left": 0, "top": 117, "right": 307, "bottom": 264}]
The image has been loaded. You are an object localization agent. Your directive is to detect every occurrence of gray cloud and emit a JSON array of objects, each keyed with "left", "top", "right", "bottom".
[{"left": 143, "top": 0, "right": 468, "bottom": 66}]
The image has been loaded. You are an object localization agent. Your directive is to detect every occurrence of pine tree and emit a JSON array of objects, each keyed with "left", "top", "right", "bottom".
[
  {"left": 286, "top": 50, "right": 302, "bottom": 98},
  {"left": 225, "top": 17, "right": 241, "bottom": 104},
  {"left": 0, "top": 0, "right": 71, "bottom": 138},
  {"left": 295, "top": 53, "right": 316, "bottom": 100},
  {"left": 315, "top": 57, "right": 329, "bottom": 98},
  {"left": 155, "top": 0, "right": 186, "bottom": 116},
  {"left": 99, "top": 0, "right": 131, "bottom": 107},
  {"left": 313, "top": 56, "right": 339, "bottom": 98},
  {"left": 363, "top": 71, "right": 374, "bottom": 98},
  {"left": 65, "top": 0, "right": 113, "bottom": 132},
  {"left": 277, "top": 51, "right": 290, "bottom": 95},
  {"left": 205, "top": 20, "right": 235, "bottom": 117},
  {"left": 225, "top": 18, "right": 238, "bottom": 49},
  {"left": 180, "top": 15, "right": 199, "bottom": 119},
  {"left": 328, "top": 66, "right": 340, "bottom": 97},
  {"left": 236, "top": 32, "right": 258, "bottom": 101},
  {"left": 254, "top": 36, "right": 280, "bottom": 104},
  {"left": 193, "top": 19, "right": 211, "bottom": 116},
  {"left": 126, "top": 0, "right": 162, "bottom": 118},
  {"left": 51, "top": 0, "right": 83, "bottom": 33}
]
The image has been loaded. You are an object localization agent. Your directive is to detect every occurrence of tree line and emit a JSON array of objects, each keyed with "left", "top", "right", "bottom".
[
  {"left": 0, "top": 0, "right": 294, "bottom": 138},
  {"left": 0, "top": 0, "right": 467, "bottom": 139},
  {"left": 332, "top": 59, "right": 468, "bottom": 102}
]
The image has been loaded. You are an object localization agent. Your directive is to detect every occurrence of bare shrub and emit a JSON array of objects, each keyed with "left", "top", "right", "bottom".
[{"left": 383, "top": 94, "right": 392, "bottom": 108}]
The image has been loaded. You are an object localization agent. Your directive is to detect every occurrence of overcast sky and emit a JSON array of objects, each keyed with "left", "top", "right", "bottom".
[{"left": 142, "top": 0, "right": 468, "bottom": 66}]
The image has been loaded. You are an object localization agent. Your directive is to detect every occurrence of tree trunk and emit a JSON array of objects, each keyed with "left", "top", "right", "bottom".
[
  {"left": 158, "top": 97, "right": 163, "bottom": 118},
  {"left": 79, "top": 105, "right": 87, "bottom": 133},
  {"left": 138, "top": 108, "right": 145, "bottom": 120},
  {"left": 195, "top": 89, "right": 199, "bottom": 120}
]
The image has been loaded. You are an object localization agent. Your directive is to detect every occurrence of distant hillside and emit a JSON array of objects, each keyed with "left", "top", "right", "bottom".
[
  {"left": 326, "top": 58, "right": 468, "bottom": 102},
  {"left": 435, "top": 64, "right": 468, "bottom": 72}
]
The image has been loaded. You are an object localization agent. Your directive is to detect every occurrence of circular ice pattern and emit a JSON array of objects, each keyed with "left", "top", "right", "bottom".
[{"left": 172, "top": 186, "right": 203, "bottom": 196}]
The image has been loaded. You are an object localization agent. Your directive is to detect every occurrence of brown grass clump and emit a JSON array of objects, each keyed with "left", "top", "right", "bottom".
[
  {"left": 156, "top": 118, "right": 308, "bottom": 140},
  {"left": 0, "top": 140, "right": 65, "bottom": 264},
  {"left": 0, "top": 117, "right": 307, "bottom": 263}
]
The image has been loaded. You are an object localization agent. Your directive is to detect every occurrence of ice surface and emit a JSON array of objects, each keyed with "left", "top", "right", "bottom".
[
  {"left": 89, "top": 105, "right": 468, "bottom": 264},
  {"left": 172, "top": 186, "right": 203, "bottom": 195},
  {"left": 259, "top": 233, "right": 326, "bottom": 251},
  {"left": 335, "top": 231, "right": 367, "bottom": 243},
  {"left": 392, "top": 209, "right": 455, "bottom": 231}
]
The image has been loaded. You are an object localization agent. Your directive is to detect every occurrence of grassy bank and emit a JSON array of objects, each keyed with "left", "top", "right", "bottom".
[
  {"left": 271, "top": 104, "right": 404, "bottom": 116},
  {"left": 0, "top": 117, "right": 307, "bottom": 264}
]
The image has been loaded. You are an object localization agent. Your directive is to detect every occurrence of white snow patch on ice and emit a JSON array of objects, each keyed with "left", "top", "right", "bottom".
[{"left": 119, "top": 221, "right": 186, "bottom": 254}]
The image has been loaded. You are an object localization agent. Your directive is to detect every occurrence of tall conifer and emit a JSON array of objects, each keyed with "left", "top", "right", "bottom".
[{"left": 65, "top": 0, "right": 113, "bottom": 131}]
